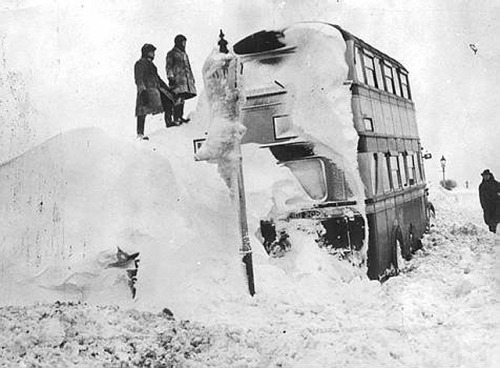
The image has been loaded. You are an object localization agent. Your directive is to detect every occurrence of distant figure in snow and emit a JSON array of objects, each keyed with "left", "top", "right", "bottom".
[
  {"left": 166, "top": 34, "right": 197, "bottom": 125},
  {"left": 134, "top": 43, "right": 173, "bottom": 140},
  {"left": 479, "top": 169, "right": 500, "bottom": 233}
]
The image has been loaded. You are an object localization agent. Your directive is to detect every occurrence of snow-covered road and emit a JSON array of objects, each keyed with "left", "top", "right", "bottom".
[{"left": 1, "top": 167, "right": 498, "bottom": 367}]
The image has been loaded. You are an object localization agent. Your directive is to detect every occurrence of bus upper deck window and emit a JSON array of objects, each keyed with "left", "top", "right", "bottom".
[
  {"left": 363, "top": 53, "right": 378, "bottom": 88},
  {"left": 383, "top": 63, "right": 395, "bottom": 94},
  {"left": 354, "top": 47, "right": 364, "bottom": 84},
  {"left": 284, "top": 159, "right": 328, "bottom": 201},
  {"left": 392, "top": 66, "right": 402, "bottom": 97},
  {"left": 400, "top": 72, "right": 411, "bottom": 99}
]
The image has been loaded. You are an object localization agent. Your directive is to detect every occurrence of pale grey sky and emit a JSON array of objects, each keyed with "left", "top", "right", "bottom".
[{"left": 1, "top": 0, "right": 499, "bottom": 185}]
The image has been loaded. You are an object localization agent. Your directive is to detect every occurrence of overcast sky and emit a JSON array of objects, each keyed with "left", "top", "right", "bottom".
[{"left": 1, "top": 0, "right": 499, "bottom": 185}]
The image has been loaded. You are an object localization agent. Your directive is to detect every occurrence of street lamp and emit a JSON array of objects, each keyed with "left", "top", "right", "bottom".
[{"left": 440, "top": 155, "right": 446, "bottom": 186}]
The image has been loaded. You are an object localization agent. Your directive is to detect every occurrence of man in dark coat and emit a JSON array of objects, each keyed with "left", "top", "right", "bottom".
[
  {"left": 134, "top": 44, "right": 175, "bottom": 139},
  {"left": 479, "top": 169, "right": 500, "bottom": 233},
  {"left": 166, "top": 35, "right": 197, "bottom": 124}
]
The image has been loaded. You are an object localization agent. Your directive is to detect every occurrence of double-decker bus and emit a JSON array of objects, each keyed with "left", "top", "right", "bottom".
[{"left": 231, "top": 23, "right": 429, "bottom": 280}]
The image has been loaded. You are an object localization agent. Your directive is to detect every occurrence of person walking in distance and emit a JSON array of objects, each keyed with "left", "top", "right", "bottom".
[
  {"left": 134, "top": 43, "right": 171, "bottom": 139},
  {"left": 479, "top": 169, "right": 500, "bottom": 233},
  {"left": 166, "top": 34, "right": 197, "bottom": 124}
]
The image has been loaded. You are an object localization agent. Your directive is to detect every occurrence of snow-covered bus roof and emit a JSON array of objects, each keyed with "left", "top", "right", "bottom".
[{"left": 233, "top": 22, "right": 409, "bottom": 74}]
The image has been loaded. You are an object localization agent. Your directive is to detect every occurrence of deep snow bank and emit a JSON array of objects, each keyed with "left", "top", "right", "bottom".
[
  {"left": 0, "top": 127, "right": 247, "bottom": 313},
  {"left": 1, "top": 186, "right": 497, "bottom": 368},
  {"left": 0, "top": 127, "right": 183, "bottom": 305},
  {"left": 0, "top": 119, "right": 366, "bottom": 320}
]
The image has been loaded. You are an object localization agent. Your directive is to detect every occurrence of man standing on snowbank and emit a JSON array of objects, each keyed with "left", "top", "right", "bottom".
[
  {"left": 479, "top": 169, "right": 500, "bottom": 233},
  {"left": 134, "top": 43, "right": 172, "bottom": 140},
  {"left": 166, "top": 35, "right": 197, "bottom": 124}
]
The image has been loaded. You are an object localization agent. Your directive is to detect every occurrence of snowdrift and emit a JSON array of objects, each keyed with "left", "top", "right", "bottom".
[
  {"left": 0, "top": 22, "right": 373, "bottom": 321},
  {"left": 0, "top": 127, "right": 246, "bottom": 312},
  {"left": 0, "top": 119, "right": 367, "bottom": 320},
  {"left": 1, "top": 183, "right": 498, "bottom": 368},
  {"left": 0, "top": 127, "right": 180, "bottom": 305}
]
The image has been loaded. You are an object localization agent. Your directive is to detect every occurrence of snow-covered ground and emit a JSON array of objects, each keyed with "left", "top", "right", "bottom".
[
  {"left": 0, "top": 125, "right": 498, "bottom": 367},
  {"left": 1, "top": 9, "right": 498, "bottom": 367}
]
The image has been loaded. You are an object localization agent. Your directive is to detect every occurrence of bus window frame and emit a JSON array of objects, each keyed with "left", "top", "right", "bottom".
[
  {"left": 354, "top": 46, "right": 365, "bottom": 84},
  {"left": 403, "top": 152, "right": 410, "bottom": 186},
  {"left": 384, "top": 154, "right": 393, "bottom": 193},
  {"left": 362, "top": 50, "right": 378, "bottom": 88},
  {"left": 392, "top": 66, "right": 402, "bottom": 97},
  {"left": 387, "top": 153, "right": 402, "bottom": 190},
  {"left": 398, "top": 154, "right": 408, "bottom": 187},
  {"left": 283, "top": 157, "right": 329, "bottom": 202},
  {"left": 404, "top": 152, "right": 416, "bottom": 186},
  {"left": 399, "top": 70, "right": 412, "bottom": 100},
  {"left": 363, "top": 117, "right": 374, "bottom": 131},
  {"left": 382, "top": 61, "right": 395, "bottom": 94},
  {"left": 373, "top": 153, "right": 379, "bottom": 195},
  {"left": 416, "top": 152, "right": 425, "bottom": 183}
]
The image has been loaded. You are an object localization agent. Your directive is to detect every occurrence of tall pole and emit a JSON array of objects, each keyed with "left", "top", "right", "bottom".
[
  {"left": 219, "top": 29, "right": 255, "bottom": 296},
  {"left": 236, "top": 144, "right": 255, "bottom": 296},
  {"left": 440, "top": 155, "right": 446, "bottom": 187}
]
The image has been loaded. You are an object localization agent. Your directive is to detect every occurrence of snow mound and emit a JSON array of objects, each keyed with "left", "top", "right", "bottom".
[
  {"left": 0, "top": 127, "right": 183, "bottom": 305},
  {"left": 0, "top": 120, "right": 369, "bottom": 320}
]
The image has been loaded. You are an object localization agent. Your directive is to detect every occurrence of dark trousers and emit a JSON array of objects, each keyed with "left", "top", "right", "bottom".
[
  {"left": 137, "top": 115, "right": 146, "bottom": 135},
  {"left": 161, "top": 92, "right": 175, "bottom": 127},
  {"left": 483, "top": 208, "right": 498, "bottom": 233},
  {"left": 173, "top": 101, "right": 184, "bottom": 121}
]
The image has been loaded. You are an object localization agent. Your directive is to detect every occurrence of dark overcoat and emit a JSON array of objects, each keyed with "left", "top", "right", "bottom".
[
  {"left": 479, "top": 174, "right": 500, "bottom": 228},
  {"left": 134, "top": 57, "right": 172, "bottom": 117},
  {"left": 166, "top": 46, "right": 197, "bottom": 100}
]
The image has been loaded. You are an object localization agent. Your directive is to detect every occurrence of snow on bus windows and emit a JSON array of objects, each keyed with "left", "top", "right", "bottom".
[
  {"left": 282, "top": 158, "right": 328, "bottom": 201},
  {"left": 273, "top": 115, "right": 296, "bottom": 140}
]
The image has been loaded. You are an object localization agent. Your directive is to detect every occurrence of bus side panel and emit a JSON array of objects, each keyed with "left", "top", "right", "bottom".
[
  {"left": 381, "top": 197, "right": 397, "bottom": 272},
  {"left": 416, "top": 192, "right": 428, "bottom": 238},
  {"left": 366, "top": 213, "right": 379, "bottom": 279},
  {"left": 401, "top": 193, "right": 415, "bottom": 251},
  {"left": 372, "top": 202, "right": 391, "bottom": 277}
]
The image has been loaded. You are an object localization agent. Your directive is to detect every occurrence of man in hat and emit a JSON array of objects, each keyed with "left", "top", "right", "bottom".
[
  {"left": 479, "top": 169, "right": 500, "bottom": 233},
  {"left": 166, "top": 34, "right": 197, "bottom": 124},
  {"left": 134, "top": 43, "right": 174, "bottom": 139}
]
